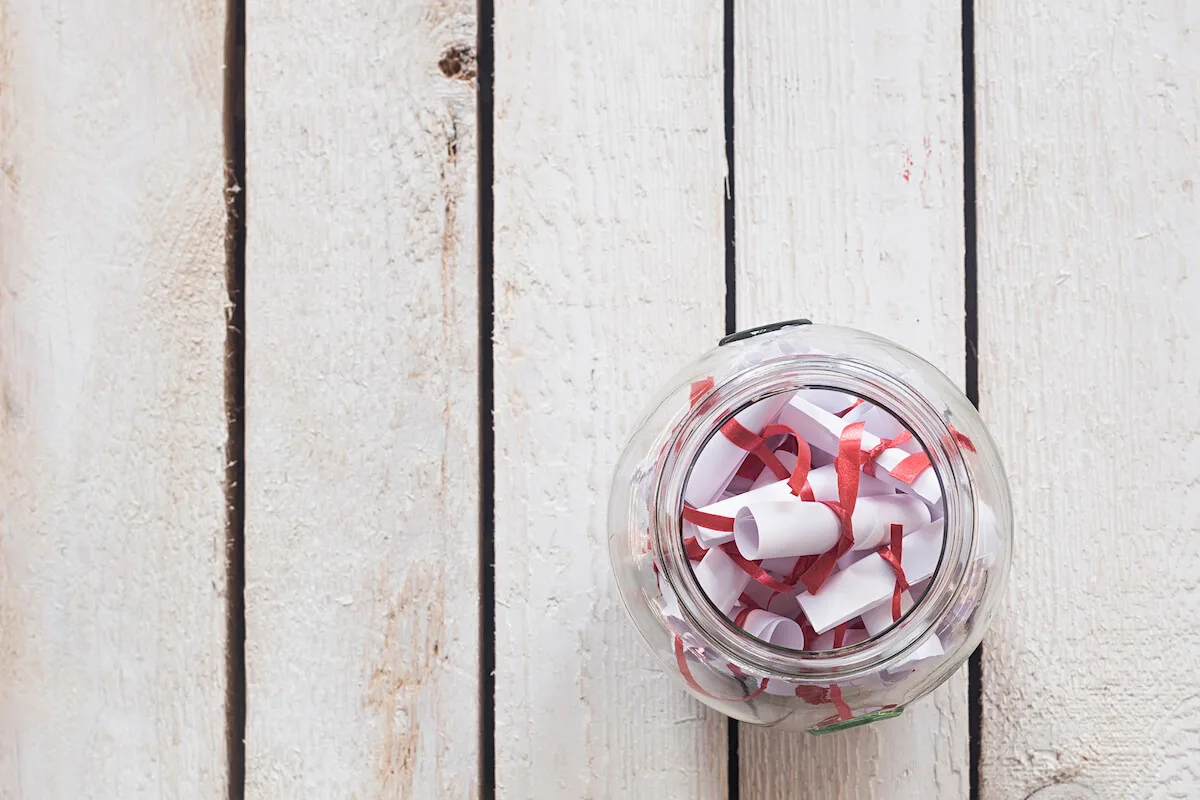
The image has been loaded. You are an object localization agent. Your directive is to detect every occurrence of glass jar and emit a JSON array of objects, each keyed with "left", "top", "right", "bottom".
[{"left": 608, "top": 321, "right": 1012, "bottom": 732}]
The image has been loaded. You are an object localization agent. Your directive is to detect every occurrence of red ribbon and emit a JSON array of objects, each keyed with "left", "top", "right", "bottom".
[
  {"left": 888, "top": 451, "right": 932, "bottom": 484},
  {"left": 681, "top": 504, "right": 735, "bottom": 533},
  {"left": 832, "top": 622, "right": 849, "bottom": 649},
  {"left": 761, "top": 423, "right": 813, "bottom": 499},
  {"left": 683, "top": 536, "right": 708, "bottom": 562},
  {"left": 836, "top": 423, "right": 864, "bottom": 515},
  {"left": 876, "top": 523, "right": 910, "bottom": 621},
  {"left": 795, "top": 684, "right": 829, "bottom": 705},
  {"left": 798, "top": 422, "right": 864, "bottom": 593},
  {"left": 721, "top": 418, "right": 791, "bottom": 481},
  {"left": 834, "top": 398, "right": 864, "bottom": 418},
  {"left": 719, "top": 543, "right": 799, "bottom": 594},
  {"left": 673, "top": 635, "right": 768, "bottom": 703},
  {"left": 862, "top": 430, "right": 912, "bottom": 477},
  {"left": 828, "top": 684, "right": 854, "bottom": 721},
  {"left": 689, "top": 377, "right": 715, "bottom": 406},
  {"left": 886, "top": 427, "right": 977, "bottom": 485},
  {"left": 799, "top": 618, "right": 818, "bottom": 650}
]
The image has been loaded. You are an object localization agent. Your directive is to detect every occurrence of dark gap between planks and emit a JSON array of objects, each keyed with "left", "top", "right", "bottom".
[
  {"left": 477, "top": 0, "right": 498, "bottom": 797},
  {"left": 962, "top": 1, "right": 983, "bottom": 799},
  {"left": 723, "top": 1, "right": 740, "bottom": 798},
  {"left": 222, "top": 0, "right": 247, "bottom": 796}
]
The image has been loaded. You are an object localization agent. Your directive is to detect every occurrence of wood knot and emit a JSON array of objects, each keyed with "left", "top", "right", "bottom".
[{"left": 438, "top": 45, "right": 476, "bottom": 82}]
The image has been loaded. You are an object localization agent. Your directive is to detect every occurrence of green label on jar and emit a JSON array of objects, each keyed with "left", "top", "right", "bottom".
[{"left": 808, "top": 706, "right": 905, "bottom": 735}]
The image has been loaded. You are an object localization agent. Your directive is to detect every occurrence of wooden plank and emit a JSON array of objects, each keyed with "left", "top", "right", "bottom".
[
  {"left": 242, "top": 2, "right": 479, "bottom": 797},
  {"left": 733, "top": 2, "right": 969, "bottom": 798},
  {"left": 978, "top": 3, "right": 1200, "bottom": 798},
  {"left": 0, "top": 1, "right": 229, "bottom": 796},
  {"left": 491, "top": 3, "right": 729, "bottom": 797}
]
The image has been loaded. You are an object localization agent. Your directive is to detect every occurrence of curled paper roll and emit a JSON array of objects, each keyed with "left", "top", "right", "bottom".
[
  {"left": 796, "top": 521, "right": 945, "bottom": 634},
  {"left": 740, "top": 609, "right": 806, "bottom": 649},
  {"left": 733, "top": 494, "right": 931, "bottom": 560},
  {"left": 693, "top": 546, "right": 752, "bottom": 615},
  {"left": 733, "top": 501, "right": 842, "bottom": 560},
  {"left": 688, "top": 477, "right": 795, "bottom": 548},
  {"left": 804, "top": 463, "right": 890, "bottom": 501},
  {"left": 742, "top": 461, "right": 891, "bottom": 525},
  {"left": 776, "top": 396, "right": 942, "bottom": 506},
  {"left": 684, "top": 393, "right": 792, "bottom": 507}
]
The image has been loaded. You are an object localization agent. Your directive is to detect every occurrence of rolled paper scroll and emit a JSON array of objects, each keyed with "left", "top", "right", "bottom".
[
  {"left": 804, "top": 462, "right": 891, "bottom": 500},
  {"left": 796, "top": 521, "right": 945, "bottom": 633},
  {"left": 684, "top": 393, "right": 792, "bottom": 507},
  {"left": 733, "top": 494, "right": 931, "bottom": 560},
  {"left": 776, "top": 396, "right": 942, "bottom": 506},
  {"left": 689, "top": 476, "right": 796, "bottom": 548},
  {"left": 740, "top": 609, "right": 806, "bottom": 649},
  {"left": 693, "top": 545, "right": 752, "bottom": 615},
  {"left": 750, "top": 458, "right": 890, "bottom": 502}
]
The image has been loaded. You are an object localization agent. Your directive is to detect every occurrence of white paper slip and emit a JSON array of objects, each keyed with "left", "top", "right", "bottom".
[
  {"left": 776, "top": 396, "right": 943, "bottom": 506},
  {"left": 796, "top": 521, "right": 945, "bottom": 634}
]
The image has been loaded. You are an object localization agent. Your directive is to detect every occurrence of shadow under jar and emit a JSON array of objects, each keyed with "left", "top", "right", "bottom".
[{"left": 608, "top": 322, "right": 1012, "bottom": 732}]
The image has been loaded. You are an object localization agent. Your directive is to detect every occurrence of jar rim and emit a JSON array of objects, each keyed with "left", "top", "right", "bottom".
[{"left": 652, "top": 351, "right": 978, "bottom": 682}]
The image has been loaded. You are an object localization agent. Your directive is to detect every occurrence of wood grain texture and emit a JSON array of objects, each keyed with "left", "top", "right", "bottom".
[
  {"left": 977, "top": 3, "right": 1200, "bottom": 798},
  {"left": 733, "top": 2, "right": 968, "bottom": 798},
  {"left": 492, "top": 2, "right": 728, "bottom": 797},
  {"left": 243, "top": 1, "right": 479, "bottom": 797},
  {"left": 0, "top": 0, "right": 229, "bottom": 796}
]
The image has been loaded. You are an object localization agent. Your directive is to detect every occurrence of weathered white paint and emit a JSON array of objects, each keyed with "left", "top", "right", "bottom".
[
  {"left": 0, "top": 1, "right": 229, "bottom": 797},
  {"left": 243, "top": 2, "right": 479, "bottom": 797},
  {"left": 734, "top": 2, "right": 969, "bottom": 798},
  {"left": 492, "top": 2, "right": 729, "bottom": 797},
  {"left": 977, "top": 3, "right": 1200, "bottom": 799}
]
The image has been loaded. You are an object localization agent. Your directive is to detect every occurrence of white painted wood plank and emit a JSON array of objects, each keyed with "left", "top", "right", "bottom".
[
  {"left": 734, "top": 2, "right": 968, "bottom": 798},
  {"left": 978, "top": 4, "right": 1200, "bottom": 798},
  {"left": 243, "top": 2, "right": 479, "bottom": 797},
  {"left": 492, "top": 3, "right": 728, "bottom": 797},
  {"left": 0, "top": 1, "right": 229, "bottom": 796}
]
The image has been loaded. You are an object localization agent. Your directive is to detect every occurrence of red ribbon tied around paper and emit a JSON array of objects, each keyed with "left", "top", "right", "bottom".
[
  {"left": 884, "top": 427, "right": 978, "bottom": 485},
  {"left": 876, "top": 523, "right": 909, "bottom": 621},
  {"left": 721, "top": 418, "right": 791, "bottom": 481},
  {"left": 798, "top": 421, "right": 864, "bottom": 593}
]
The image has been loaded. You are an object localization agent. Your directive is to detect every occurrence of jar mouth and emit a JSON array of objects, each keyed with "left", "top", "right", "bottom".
[{"left": 652, "top": 353, "right": 976, "bottom": 682}]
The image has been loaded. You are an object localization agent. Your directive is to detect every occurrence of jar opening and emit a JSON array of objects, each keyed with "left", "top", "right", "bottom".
[
  {"left": 678, "top": 387, "right": 943, "bottom": 654},
  {"left": 652, "top": 354, "right": 976, "bottom": 682}
]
